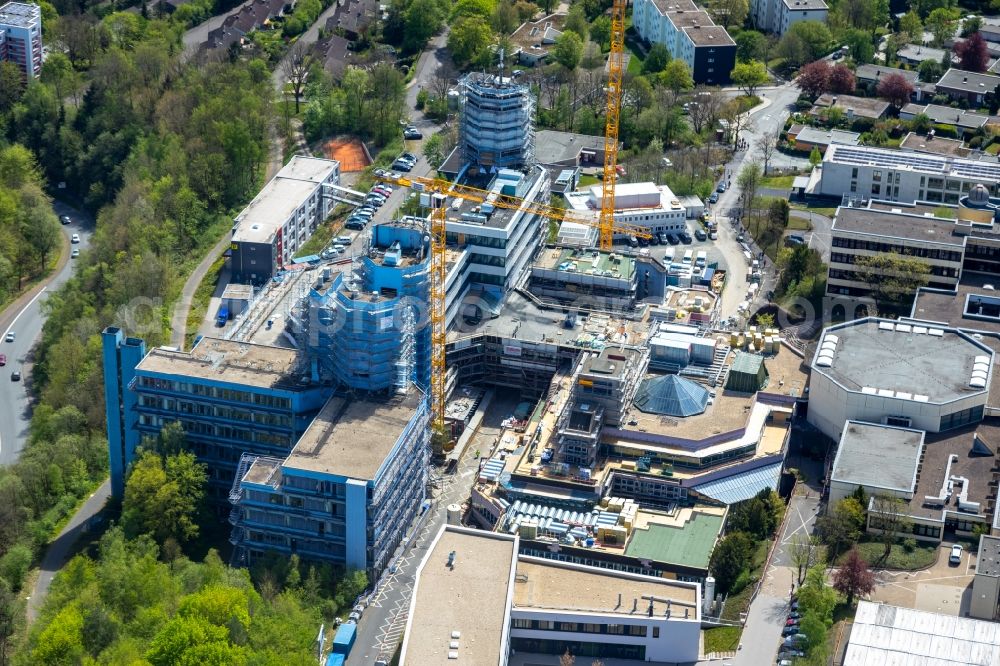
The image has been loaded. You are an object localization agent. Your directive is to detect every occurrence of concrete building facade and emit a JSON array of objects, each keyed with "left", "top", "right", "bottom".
[
  {"left": 231, "top": 156, "right": 341, "bottom": 284},
  {"left": 749, "top": 0, "right": 828, "bottom": 35},
  {"left": 819, "top": 144, "right": 1000, "bottom": 204},
  {"left": 0, "top": 2, "right": 41, "bottom": 78}
]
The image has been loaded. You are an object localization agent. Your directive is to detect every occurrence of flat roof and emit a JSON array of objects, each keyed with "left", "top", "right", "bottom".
[
  {"left": 813, "top": 318, "right": 992, "bottom": 404},
  {"left": 900, "top": 132, "right": 970, "bottom": 157},
  {"left": 903, "top": 103, "right": 992, "bottom": 129},
  {"left": 401, "top": 527, "right": 515, "bottom": 666},
  {"left": 243, "top": 456, "right": 282, "bottom": 486},
  {"left": 0, "top": 1, "right": 39, "bottom": 26},
  {"left": 792, "top": 126, "right": 861, "bottom": 146},
  {"left": 826, "top": 144, "right": 1000, "bottom": 182},
  {"left": 814, "top": 94, "right": 889, "bottom": 119},
  {"left": 136, "top": 338, "right": 304, "bottom": 389},
  {"left": 623, "top": 510, "right": 723, "bottom": 569},
  {"left": 978, "top": 534, "right": 1000, "bottom": 577},
  {"left": 580, "top": 345, "right": 643, "bottom": 380},
  {"left": 513, "top": 558, "right": 699, "bottom": 616},
  {"left": 897, "top": 44, "right": 947, "bottom": 63},
  {"left": 937, "top": 67, "right": 1000, "bottom": 93},
  {"left": 233, "top": 156, "right": 339, "bottom": 244},
  {"left": 284, "top": 391, "right": 422, "bottom": 480},
  {"left": 831, "top": 421, "right": 924, "bottom": 493},
  {"left": 534, "top": 129, "right": 606, "bottom": 164},
  {"left": 832, "top": 206, "right": 966, "bottom": 246},
  {"left": 910, "top": 279, "right": 1000, "bottom": 336},
  {"left": 781, "top": 0, "right": 827, "bottom": 8},
  {"left": 844, "top": 601, "right": 1000, "bottom": 666},
  {"left": 905, "top": 419, "right": 1000, "bottom": 520},
  {"left": 533, "top": 246, "right": 636, "bottom": 280}
]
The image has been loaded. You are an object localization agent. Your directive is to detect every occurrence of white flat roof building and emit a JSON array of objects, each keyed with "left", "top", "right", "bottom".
[
  {"left": 808, "top": 318, "right": 994, "bottom": 441},
  {"left": 230, "top": 156, "right": 340, "bottom": 283},
  {"left": 401, "top": 525, "right": 702, "bottom": 665},
  {"left": 845, "top": 600, "right": 1000, "bottom": 666},
  {"left": 0, "top": 2, "right": 42, "bottom": 78},
  {"left": 828, "top": 421, "right": 925, "bottom": 507},
  {"left": 563, "top": 182, "right": 688, "bottom": 237}
]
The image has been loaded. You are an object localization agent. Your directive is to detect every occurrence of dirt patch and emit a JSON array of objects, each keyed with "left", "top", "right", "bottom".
[{"left": 322, "top": 136, "right": 371, "bottom": 172}]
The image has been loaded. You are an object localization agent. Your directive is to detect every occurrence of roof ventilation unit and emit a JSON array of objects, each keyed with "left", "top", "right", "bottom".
[
  {"left": 895, "top": 323, "right": 912, "bottom": 333},
  {"left": 878, "top": 321, "right": 894, "bottom": 331},
  {"left": 816, "top": 354, "right": 833, "bottom": 367},
  {"left": 928, "top": 328, "right": 944, "bottom": 337}
]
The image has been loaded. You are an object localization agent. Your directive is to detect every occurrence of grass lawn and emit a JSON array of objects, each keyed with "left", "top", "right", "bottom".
[
  {"left": 837, "top": 539, "right": 938, "bottom": 570},
  {"left": 578, "top": 174, "right": 600, "bottom": 188},
  {"left": 703, "top": 626, "right": 742, "bottom": 653},
  {"left": 986, "top": 143, "right": 1000, "bottom": 155},
  {"left": 790, "top": 202, "right": 838, "bottom": 218},
  {"left": 761, "top": 174, "right": 795, "bottom": 188},
  {"left": 627, "top": 50, "right": 642, "bottom": 74},
  {"left": 787, "top": 215, "right": 813, "bottom": 231},
  {"left": 184, "top": 253, "right": 227, "bottom": 349}
]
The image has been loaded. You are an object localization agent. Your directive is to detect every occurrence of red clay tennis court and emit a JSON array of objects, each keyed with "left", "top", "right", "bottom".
[{"left": 322, "top": 137, "right": 371, "bottom": 172}]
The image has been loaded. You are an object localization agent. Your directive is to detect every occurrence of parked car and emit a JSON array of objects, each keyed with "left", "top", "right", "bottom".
[
  {"left": 667, "top": 234, "right": 680, "bottom": 245},
  {"left": 778, "top": 649, "right": 805, "bottom": 658},
  {"left": 783, "top": 633, "right": 807, "bottom": 646},
  {"left": 0, "top": 353, "right": 5, "bottom": 366},
  {"left": 658, "top": 232, "right": 669, "bottom": 244},
  {"left": 716, "top": 183, "right": 727, "bottom": 193},
  {"left": 71, "top": 233, "right": 80, "bottom": 244},
  {"left": 786, "top": 234, "right": 806, "bottom": 246},
  {"left": 336, "top": 236, "right": 352, "bottom": 245},
  {"left": 950, "top": 544, "right": 964, "bottom": 564},
  {"left": 710, "top": 231, "right": 718, "bottom": 240},
  {"left": 695, "top": 228, "right": 707, "bottom": 241},
  {"left": 403, "top": 127, "right": 422, "bottom": 140},
  {"left": 679, "top": 232, "right": 693, "bottom": 244},
  {"left": 345, "top": 220, "right": 366, "bottom": 230},
  {"left": 785, "top": 618, "right": 799, "bottom": 626},
  {"left": 781, "top": 625, "right": 800, "bottom": 636},
  {"left": 392, "top": 160, "right": 413, "bottom": 172},
  {"left": 372, "top": 185, "right": 392, "bottom": 196},
  {"left": 401, "top": 152, "right": 417, "bottom": 162},
  {"left": 708, "top": 193, "right": 719, "bottom": 204}
]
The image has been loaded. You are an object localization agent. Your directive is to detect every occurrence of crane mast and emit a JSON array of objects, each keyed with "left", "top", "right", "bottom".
[{"left": 599, "top": 0, "right": 628, "bottom": 251}]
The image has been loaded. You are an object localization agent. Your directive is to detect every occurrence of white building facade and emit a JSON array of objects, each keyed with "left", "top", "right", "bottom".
[{"left": 563, "top": 182, "right": 689, "bottom": 238}]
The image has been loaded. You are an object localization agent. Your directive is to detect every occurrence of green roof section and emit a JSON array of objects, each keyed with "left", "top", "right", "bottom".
[
  {"left": 726, "top": 351, "right": 769, "bottom": 392},
  {"left": 624, "top": 512, "right": 724, "bottom": 569},
  {"left": 730, "top": 351, "right": 764, "bottom": 375},
  {"left": 549, "top": 248, "right": 636, "bottom": 280}
]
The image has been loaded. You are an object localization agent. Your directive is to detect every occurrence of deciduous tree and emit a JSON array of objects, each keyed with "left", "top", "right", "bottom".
[
  {"left": 732, "top": 59, "right": 768, "bottom": 96},
  {"left": 553, "top": 31, "right": 583, "bottom": 70},
  {"left": 736, "top": 30, "right": 767, "bottom": 63},
  {"left": 708, "top": 0, "right": 748, "bottom": 30},
  {"left": 122, "top": 449, "right": 207, "bottom": 546},
  {"left": 642, "top": 42, "right": 671, "bottom": 74},
  {"left": 955, "top": 31, "right": 989, "bottom": 72},
  {"left": 789, "top": 535, "right": 824, "bottom": 585},
  {"left": 448, "top": 16, "right": 494, "bottom": 68},
  {"left": 829, "top": 63, "right": 856, "bottom": 94},
  {"left": 797, "top": 60, "right": 830, "bottom": 99},
  {"left": 833, "top": 548, "right": 876, "bottom": 605},
  {"left": 876, "top": 72, "right": 915, "bottom": 108},
  {"left": 709, "top": 531, "right": 755, "bottom": 593},
  {"left": 855, "top": 252, "right": 931, "bottom": 312}
]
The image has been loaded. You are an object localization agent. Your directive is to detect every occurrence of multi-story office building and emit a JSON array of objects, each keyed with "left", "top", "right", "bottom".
[
  {"left": 444, "top": 167, "right": 549, "bottom": 327},
  {"left": 304, "top": 220, "right": 431, "bottom": 391},
  {"left": 231, "top": 156, "right": 340, "bottom": 284},
  {"left": 631, "top": 0, "right": 735, "bottom": 85},
  {"left": 102, "top": 330, "right": 330, "bottom": 501},
  {"left": 400, "top": 526, "right": 703, "bottom": 664},
  {"left": 459, "top": 72, "right": 534, "bottom": 171},
  {"left": 229, "top": 390, "right": 429, "bottom": 577},
  {"left": 749, "top": 0, "right": 827, "bottom": 35},
  {"left": 819, "top": 144, "right": 1000, "bottom": 204},
  {"left": 0, "top": 2, "right": 41, "bottom": 78}
]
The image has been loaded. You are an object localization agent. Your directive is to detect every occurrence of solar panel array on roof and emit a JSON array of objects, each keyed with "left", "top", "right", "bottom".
[{"left": 828, "top": 144, "right": 1000, "bottom": 181}]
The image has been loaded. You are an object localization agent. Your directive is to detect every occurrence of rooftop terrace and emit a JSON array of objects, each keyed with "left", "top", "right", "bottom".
[
  {"left": 533, "top": 246, "right": 636, "bottom": 281},
  {"left": 284, "top": 391, "right": 422, "bottom": 480}
]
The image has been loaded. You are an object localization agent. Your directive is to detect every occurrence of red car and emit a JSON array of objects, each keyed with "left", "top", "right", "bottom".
[{"left": 0, "top": 353, "right": 6, "bottom": 366}]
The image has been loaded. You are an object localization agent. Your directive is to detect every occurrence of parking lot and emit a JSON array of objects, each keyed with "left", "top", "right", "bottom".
[{"left": 869, "top": 541, "right": 975, "bottom": 616}]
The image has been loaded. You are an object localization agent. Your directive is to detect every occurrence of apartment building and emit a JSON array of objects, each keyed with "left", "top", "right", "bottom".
[
  {"left": 818, "top": 144, "right": 1000, "bottom": 204},
  {"left": 231, "top": 156, "right": 341, "bottom": 284},
  {"left": 749, "top": 0, "right": 827, "bottom": 35},
  {"left": 631, "top": 0, "right": 735, "bottom": 85},
  {"left": 0, "top": 2, "right": 41, "bottom": 78}
]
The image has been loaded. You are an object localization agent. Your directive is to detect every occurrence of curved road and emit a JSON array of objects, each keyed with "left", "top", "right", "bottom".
[{"left": 0, "top": 201, "right": 92, "bottom": 465}]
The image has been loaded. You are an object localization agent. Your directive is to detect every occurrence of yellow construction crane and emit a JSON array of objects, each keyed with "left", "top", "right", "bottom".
[
  {"left": 599, "top": 0, "right": 628, "bottom": 252},
  {"left": 374, "top": 171, "right": 650, "bottom": 434}
]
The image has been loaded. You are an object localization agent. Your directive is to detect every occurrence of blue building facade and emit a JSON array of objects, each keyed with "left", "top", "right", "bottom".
[
  {"left": 102, "top": 333, "right": 332, "bottom": 503},
  {"left": 229, "top": 391, "right": 429, "bottom": 577},
  {"left": 307, "top": 221, "right": 431, "bottom": 392}
]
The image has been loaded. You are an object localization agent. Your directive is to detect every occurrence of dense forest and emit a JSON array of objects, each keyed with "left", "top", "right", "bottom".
[{"left": 0, "top": 4, "right": 295, "bottom": 660}]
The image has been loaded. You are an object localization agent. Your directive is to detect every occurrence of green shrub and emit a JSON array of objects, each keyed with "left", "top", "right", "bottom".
[
  {"left": 0, "top": 543, "right": 33, "bottom": 591},
  {"left": 933, "top": 123, "right": 959, "bottom": 139}
]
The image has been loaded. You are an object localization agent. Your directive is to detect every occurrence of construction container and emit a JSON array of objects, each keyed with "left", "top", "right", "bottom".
[{"left": 332, "top": 623, "right": 356, "bottom": 655}]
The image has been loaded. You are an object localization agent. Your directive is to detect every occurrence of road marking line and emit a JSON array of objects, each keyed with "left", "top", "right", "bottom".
[{"left": 2, "top": 287, "right": 47, "bottom": 339}]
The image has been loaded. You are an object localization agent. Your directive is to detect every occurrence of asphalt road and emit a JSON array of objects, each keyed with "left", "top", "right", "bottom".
[{"left": 0, "top": 201, "right": 92, "bottom": 465}]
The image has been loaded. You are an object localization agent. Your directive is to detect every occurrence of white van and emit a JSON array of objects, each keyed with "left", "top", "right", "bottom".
[
  {"left": 664, "top": 248, "right": 675, "bottom": 262},
  {"left": 683, "top": 249, "right": 693, "bottom": 265},
  {"left": 696, "top": 250, "right": 707, "bottom": 267}
]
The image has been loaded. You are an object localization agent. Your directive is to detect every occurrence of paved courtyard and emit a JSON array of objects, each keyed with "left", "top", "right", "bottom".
[{"left": 869, "top": 542, "right": 975, "bottom": 616}]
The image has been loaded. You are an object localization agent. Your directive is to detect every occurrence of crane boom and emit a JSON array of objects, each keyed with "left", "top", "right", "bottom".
[
  {"left": 373, "top": 169, "right": 652, "bottom": 441},
  {"left": 599, "top": 0, "right": 628, "bottom": 251}
]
